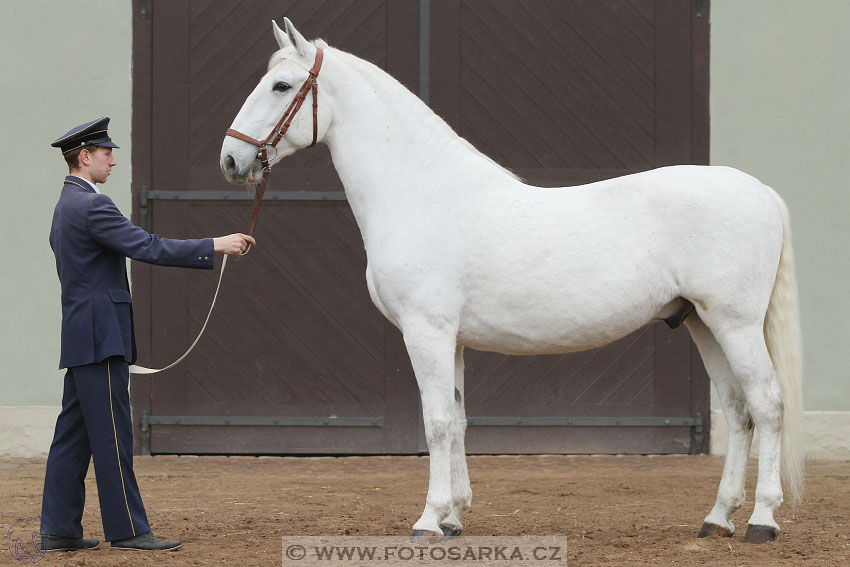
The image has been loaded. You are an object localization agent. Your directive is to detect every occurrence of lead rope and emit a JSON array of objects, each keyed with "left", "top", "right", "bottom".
[
  {"left": 128, "top": 253, "right": 229, "bottom": 374},
  {"left": 129, "top": 178, "right": 265, "bottom": 375},
  {"left": 131, "top": 49, "right": 322, "bottom": 375}
]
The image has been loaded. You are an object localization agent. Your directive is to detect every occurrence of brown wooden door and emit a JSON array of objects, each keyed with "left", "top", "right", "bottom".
[
  {"left": 131, "top": 0, "right": 709, "bottom": 455},
  {"left": 131, "top": 0, "right": 422, "bottom": 454},
  {"left": 428, "top": 0, "right": 710, "bottom": 453}
]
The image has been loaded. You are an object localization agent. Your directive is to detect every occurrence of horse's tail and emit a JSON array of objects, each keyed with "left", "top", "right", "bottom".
[{"left": 764, "top": 195, "right": 805, "bottom": 504}]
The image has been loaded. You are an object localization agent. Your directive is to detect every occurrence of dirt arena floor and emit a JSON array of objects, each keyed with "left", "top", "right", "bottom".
[{"left": 1, "top": 454, "right": 848, "bottom": 566}]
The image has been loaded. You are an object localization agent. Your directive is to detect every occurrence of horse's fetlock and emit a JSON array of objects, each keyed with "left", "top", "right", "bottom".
[
  {"left": 716, "top": 482, "right": 746, "bottom": 514},
  {"left": 756, "top": 487, "right": 783, "bottom": 509},
  {"left": 425, "top": 495, "right": 453, "bottom": 518},
  {"left": 727, "top": 491, "right": 746, "bottom": 511}
]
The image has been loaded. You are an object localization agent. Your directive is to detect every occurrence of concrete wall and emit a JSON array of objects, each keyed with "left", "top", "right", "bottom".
[
  {"left": 709, "top": 0, "right": 850, "bottom": 451},
  {"left": 711, "top": 0, "right": 850, "bottom": 411},
  {"left": 0, "top": 1, "right": 132, "bottom": 453},
  {"left": 1, "top": 1, "right": 847, "bottom": 456}
]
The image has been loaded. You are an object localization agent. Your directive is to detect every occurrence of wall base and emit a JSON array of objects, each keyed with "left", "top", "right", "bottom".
[
  {"left": 710, "top": 410, "right": 850, "bottom": 460},
  {"left": 3, "top": 406, "right": 850, "bottom": 459},
  {"left": 0, "top": 406, "right": 60, "bottom": 457}
]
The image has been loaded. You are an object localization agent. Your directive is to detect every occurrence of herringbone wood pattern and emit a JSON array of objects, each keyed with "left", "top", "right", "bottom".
[{"left": 135, "top": 0, "right": 709, "bottom": 454}]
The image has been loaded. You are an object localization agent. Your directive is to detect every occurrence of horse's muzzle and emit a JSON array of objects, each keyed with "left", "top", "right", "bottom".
[{"left": 220, "top": 152, "right": 263, "bottom": 186}]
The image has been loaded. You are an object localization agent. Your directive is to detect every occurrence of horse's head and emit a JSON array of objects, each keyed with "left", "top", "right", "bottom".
[{"left": 220, "top": 19, "right": 330, "bottom": 185}]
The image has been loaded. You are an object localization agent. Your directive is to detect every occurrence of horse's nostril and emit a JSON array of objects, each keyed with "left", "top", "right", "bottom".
[{"left": 224, "top": 154, "right": 236, "bottom": 173}]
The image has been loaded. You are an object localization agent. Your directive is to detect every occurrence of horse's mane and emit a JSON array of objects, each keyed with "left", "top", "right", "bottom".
[{"left": 291, "top": 40, "right": 523, "bottom": 184}]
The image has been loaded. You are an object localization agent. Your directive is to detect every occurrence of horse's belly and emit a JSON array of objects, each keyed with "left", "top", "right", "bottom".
[
  {"left": 457, "top": 289, "right": 671, "bottom": 355},
  {"left": 458, "top": 329, "right": 616, "bottom": 355}
]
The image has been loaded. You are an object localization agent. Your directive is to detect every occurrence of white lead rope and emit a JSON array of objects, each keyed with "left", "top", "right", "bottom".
[{"left": 129, "top": 254, "right": 230, "bottom": 375}]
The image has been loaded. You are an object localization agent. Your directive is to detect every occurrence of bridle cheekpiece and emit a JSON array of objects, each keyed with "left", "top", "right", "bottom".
[
  {"left": 224, "top": 47, "right": 324, "bottom": 244},
  {"left": 226, "top": 47, "right": 324, "bottom": 172}
]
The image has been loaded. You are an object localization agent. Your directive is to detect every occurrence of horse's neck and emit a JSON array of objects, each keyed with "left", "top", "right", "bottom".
[
  {"left": 324, "top": 52, "right": 468, "bottom": 194},
  {"left": 322, "top": 50, "right": 515, "bottom": 238}
]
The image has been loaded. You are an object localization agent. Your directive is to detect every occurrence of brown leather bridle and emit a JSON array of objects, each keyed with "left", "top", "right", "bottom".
[{"left": 225, "top": 47, "right": 324, "bottom": 245}]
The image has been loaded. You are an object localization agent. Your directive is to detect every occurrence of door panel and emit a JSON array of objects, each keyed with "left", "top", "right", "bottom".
[{"left": 132, "top": 0, "right": 709, "bottom": 455}]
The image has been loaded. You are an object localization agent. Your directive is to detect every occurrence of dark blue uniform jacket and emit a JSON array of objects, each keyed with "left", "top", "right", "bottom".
[{"left": 50, "top": 176, "right": 214, "bottom": 369}]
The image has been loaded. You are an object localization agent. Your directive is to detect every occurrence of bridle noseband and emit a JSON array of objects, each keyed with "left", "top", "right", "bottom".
[{"left": 225, "top": 47, "right": 324, "bottom": 246}]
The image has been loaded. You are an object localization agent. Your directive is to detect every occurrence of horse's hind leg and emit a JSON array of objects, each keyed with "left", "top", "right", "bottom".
[
  {"left": 439, "top": 345, "right": 471, "bottom": 537},
  {"left": 707, "top": 321, "right": 785, "bottom": 543},
  {"left": 402, "top": 318, "right": 460, "bottom": 537},
  {"left": 686, "top": 316, "right": 753, "bottom": 538}
]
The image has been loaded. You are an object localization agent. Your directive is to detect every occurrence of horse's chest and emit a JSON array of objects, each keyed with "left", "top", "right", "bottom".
[
  {"left": 364, "top": 264, "right": 405, "bottom": 327},
  {"left": 363, "top": 248, "right": 465, "bottom": 327}
]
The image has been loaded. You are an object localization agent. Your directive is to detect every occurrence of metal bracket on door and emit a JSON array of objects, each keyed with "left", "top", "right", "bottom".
[
  {"left": 140, "top": 412, "right": 383, "bottom": 455},
  {"left": 137, "top": 189, "right": 347, "bottom": 230},
  {"left": 465, "top": 414, "right": 705, "bottom": 454}
]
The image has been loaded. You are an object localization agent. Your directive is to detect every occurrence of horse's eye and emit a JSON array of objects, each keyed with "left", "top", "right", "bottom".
[{"left": 273, "top": 82, "right": 291, "bottom": 93}]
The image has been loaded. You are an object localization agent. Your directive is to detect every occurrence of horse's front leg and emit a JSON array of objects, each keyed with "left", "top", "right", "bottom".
[
  {"left": 439, "top": 345, "right": 471, "bottom": 537},
  {"left": 403, "top": 317, "right": 459, "bottom": 537}
]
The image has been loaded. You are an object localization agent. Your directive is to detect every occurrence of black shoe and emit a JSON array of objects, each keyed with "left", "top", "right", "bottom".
[
  {"left": 111, "top": 532, "right": 182, "bottom": 551},
  {"left": 40, "top": 534, "right": 101, "bottom": 553}
]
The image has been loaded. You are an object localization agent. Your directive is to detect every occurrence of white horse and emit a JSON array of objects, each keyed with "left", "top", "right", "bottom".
[{"left": 220, "top": 19, "right": 804, "bottom": 544}]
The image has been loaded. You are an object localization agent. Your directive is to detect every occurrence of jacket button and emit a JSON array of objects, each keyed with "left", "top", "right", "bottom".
[
  {"left": 204, "top": 256, "right": 209, "bottom": 261},
  {"left": 198, "top": 256, "right": 202, "bottom": 261}
]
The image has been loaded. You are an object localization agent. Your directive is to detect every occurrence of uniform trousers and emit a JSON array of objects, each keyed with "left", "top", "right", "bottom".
[{"left": 40, "top": 356, "right": 150, "bottom": 542}]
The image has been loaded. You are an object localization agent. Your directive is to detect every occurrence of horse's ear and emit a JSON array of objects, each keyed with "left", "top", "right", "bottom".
[
  {"left": 283, "top": 17, "right": 312, "bottom": 58},
  {"left": 272, "top": 20, "right": 291, "bottom": 50}
]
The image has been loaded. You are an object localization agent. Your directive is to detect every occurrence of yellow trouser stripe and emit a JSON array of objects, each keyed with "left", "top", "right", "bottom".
[{"left": 108, "top": 359, "right": 136, "bottom": 536}]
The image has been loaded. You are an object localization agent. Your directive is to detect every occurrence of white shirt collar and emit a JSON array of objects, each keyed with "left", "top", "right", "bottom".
[{"left": 76, "top": 176, "right": 100, "bottom": 194}]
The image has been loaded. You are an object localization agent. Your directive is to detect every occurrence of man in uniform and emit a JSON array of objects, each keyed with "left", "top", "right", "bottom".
[{"left": 40, "top": 117, "right": 254, "bottom": 552}]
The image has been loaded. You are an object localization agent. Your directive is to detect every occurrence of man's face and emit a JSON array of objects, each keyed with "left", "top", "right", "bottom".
[{"left": 85, "top": 146, "right": 116, "bottom": 184}]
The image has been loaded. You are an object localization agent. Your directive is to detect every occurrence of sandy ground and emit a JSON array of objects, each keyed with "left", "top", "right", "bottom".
[{"left": 1, "top": 454, "right": 848, "bottom": 566}]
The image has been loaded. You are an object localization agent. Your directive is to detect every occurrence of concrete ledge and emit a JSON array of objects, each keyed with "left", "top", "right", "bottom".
[
  {"left": 0, "top": 406, "right": 60, "bottom": 457},
  {"left": 3, "top": 406, "right": 849, "bottom": 459},
  {"left": 710, "top": 410, "right": 850, "bottom": 460}
]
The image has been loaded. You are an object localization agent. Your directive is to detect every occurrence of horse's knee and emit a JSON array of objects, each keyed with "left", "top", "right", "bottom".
[
  {"left": 454, "top": 416, "right": 467, "bottom": 436},
  {"left": 423, "top": 413, "right": 455, "bottom": 446}
]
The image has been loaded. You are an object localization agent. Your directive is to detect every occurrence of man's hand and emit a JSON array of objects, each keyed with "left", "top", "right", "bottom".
[{"left": 213, "top": 233, "right": 256, "bottom": 255}]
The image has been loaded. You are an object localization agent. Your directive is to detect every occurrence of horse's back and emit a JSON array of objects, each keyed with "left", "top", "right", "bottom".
[{"left": 451, "top": 165, "right": 785, "bottom": 354}]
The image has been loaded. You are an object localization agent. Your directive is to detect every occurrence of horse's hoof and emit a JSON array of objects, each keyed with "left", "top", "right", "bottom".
[
  {"left": 697, "top": 522, "right": 733, "bottom": 538},
  {"left": 743, "top": 524, "right": 779, "bottom": 544},
  {"left": 440, "top": 524, "right": 462, "bottom": 537},
  {"left": 410, "top": 529, "right": 444, "bottom": 542}
]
